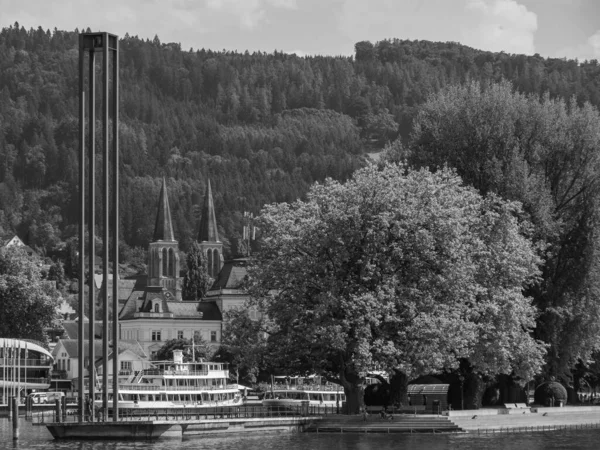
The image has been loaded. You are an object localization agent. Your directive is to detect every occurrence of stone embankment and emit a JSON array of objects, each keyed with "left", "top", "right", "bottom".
[
  {"left": 305, "top": 406, "right": 600, "bottom": 434},
  {"left": 448, "top": 406, "right": 600, "bottom": 433},
  {"left": 304, "top": 414, "right": 460, "bottom": 433}
]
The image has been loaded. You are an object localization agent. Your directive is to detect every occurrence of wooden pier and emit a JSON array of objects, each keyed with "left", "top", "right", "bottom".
[{"left": 32, "top": 405, "right": 322, "bottom": 440}]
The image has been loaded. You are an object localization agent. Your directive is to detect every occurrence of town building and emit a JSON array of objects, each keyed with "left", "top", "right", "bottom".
[{"left": 51, "top": 339, "right": 147, "bottom": 392}]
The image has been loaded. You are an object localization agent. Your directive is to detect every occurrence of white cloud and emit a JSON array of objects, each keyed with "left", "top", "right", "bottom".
[
  {"left": 462, "top": 0, "right": 538, "bottom": 54},
  {"left": 205, "top": 0, "right": 297, "bottom": 29},
  {"left": 588, "top": 31, "right": 600, "bottom": 58},
  {"left": 337, "top": 0, "right": 396, "bottom": 39},
  {"left": 555, "top": 30, "right": 600, "bottom": 61}
]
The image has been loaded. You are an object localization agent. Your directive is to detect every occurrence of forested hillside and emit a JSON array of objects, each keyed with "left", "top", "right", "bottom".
[{"left": 2, "top": 23, "right": 600, "bottom": 265}]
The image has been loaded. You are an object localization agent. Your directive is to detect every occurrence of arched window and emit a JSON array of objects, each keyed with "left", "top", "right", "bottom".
[
  {"left": 206, "top": 249, "right": 213, "bottom": 277},
  {"left": 154, "top": 303, "right": 160, "bottom": 313},
  {"left": 169, "top": 248, "right": 175, "bottom": 277},
  {"left": 212, "top": 249, "right": 219, "bottom": 278},
  {"left": 162, "top": 248, "right": 168, "bottom": 277}
]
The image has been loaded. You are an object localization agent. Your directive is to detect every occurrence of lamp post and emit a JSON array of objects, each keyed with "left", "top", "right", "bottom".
[
  {"left": 459, "top": 375, "right": 465, "bottom": 410},
  {"left": 78, "top": 32, "right": 119, "bottom": 422}
]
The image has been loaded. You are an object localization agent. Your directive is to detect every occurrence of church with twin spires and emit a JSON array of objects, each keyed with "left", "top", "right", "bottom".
[{"left": 118, "top": 178, "right": 250, "bottom": 359}]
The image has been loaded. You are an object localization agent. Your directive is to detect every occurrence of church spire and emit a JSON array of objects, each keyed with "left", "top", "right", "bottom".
[
  {"left": 198, "top": 179, "right": 219, "bottom": 243},
  {"left": 197, "top": 179, "right": 223, "bottom": 279},
  {"left": 153, "top": 177, "right": 175, "bottom": 242}
]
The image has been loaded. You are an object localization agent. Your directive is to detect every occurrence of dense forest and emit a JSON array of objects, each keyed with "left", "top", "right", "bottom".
[{"left": 2, "top": 23, "right": 600, "bottom": 266}]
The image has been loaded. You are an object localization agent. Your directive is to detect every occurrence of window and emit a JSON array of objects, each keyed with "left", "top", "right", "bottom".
[
  {"left": 151, "top": 351, "right": 157, "bottom": 360},
  {"left": 67, "top": 359, "right": 70, "bottom": 371},
  {"left": 177, "top": 330, "right": 184, "bottom": 340},
  {"left": 210, "top": 331, "right": 217, "bottom": 342},
  {"left": 194, "top": 330, "right": 200, "bottom": 340},
  {"left": 152, "top": 330, "right": 162, "bottom": 341},
  {"left": 154, "top": 303, "right": 160, "bottom": 313},
  {"left": 121, "top": 361, "right": 132, "bottom": 371},
  {"left": 249, "top": 307, "right": 258, "bottom": 320}
]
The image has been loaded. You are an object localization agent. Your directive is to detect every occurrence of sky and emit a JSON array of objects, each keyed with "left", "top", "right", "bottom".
[{"left": 1, "top": 0, "right": 600, "bottom": 60}]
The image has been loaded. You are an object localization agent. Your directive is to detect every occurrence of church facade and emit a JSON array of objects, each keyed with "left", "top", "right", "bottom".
[{"left": 118, "top": 178, "right": 249, "bottom": 359}]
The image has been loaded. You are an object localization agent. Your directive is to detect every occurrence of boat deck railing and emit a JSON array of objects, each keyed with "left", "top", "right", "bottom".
[
  {"left": 142, "top": 369, "right": 210, "bottom": 376},
  {"left": 259, "top": 383, "right": 343, "bottom": 392},
  {"left": 118, "top": 383, "right": 237, "bottom": 391}
]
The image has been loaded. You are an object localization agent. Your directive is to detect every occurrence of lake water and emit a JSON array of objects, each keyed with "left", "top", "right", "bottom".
[{"left": 2, "top": 418, "right": 600, "bottom": 449}]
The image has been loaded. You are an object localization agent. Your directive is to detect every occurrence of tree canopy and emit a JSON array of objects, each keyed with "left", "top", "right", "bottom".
[
  {"left": 407, "top": 80, "right": 600, "bottom": 381},
  {"left": 215, "top": 308, "right": 268, "bottom": 385},
  {"left": 182, "top": 242, "right": 213, "bottom": 300},
  {"left": 247, "top": 163, "right": 545, "bottom": 413},
  {"left": 0, "top": 246, "right": 60, "bottom": 343},
  {"left": 154, "top": 335, "right": 212, "bottom": 362},
  {"left": 3, "top": 27, "right": 600, "bottom": 262}
]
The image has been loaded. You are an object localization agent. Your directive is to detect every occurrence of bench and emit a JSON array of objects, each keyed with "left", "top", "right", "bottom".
[{"left": 366, "top": 405, "right": 427, "bottom": 414}]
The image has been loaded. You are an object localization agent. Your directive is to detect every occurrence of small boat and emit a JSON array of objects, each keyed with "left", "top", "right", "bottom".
[
  {"left": 93, "top": 350, "right": 242, "bottom": 410},
  {"left": 262, "top": 375, "right": 346, "bottom": 409}
]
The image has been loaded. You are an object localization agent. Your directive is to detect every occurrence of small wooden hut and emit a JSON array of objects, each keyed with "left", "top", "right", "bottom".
[{"left": 407, "top": 384, "right": 450, "bottom": 412}]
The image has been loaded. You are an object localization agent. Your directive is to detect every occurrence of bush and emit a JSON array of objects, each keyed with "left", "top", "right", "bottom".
[
  {"left": 534, "top": 381, "right": 567, "bottom": 406},
  {"left": 482, "top": 386, "right": 500, "bottom": 406},
  {"left": 364, "top": 382, "right": 390, "bottom": 406}
]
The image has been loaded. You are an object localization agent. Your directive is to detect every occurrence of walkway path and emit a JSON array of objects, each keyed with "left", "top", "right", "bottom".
[{"left": 305, "top": 414, "right": 460, "bottom": 433}]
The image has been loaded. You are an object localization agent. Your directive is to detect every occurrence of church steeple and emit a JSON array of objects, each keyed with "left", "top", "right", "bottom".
[
  {"left": 147, "top": 177, "right": 181, "bottom": 300},
  {"left": 197, "top": 179, "right": 223, "bottom": 278},
  {"left": 153, "top": 177, "right": 175, "bottom": 242},
  {"left": 198, "top": 179, "right": 219, "bottom": 243}
]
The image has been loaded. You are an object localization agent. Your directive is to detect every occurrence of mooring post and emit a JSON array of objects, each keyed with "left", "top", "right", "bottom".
[
  {"left": 26, "top": 394, "right": 32, "bottom": 419},
  {"left": 12, "top": 397, "right": 19, "bottom": 440},
  {"left": 62, "top": 395, "right": 67, "bottom": 421},
  {"left": 56, "top": 398, "right": 62, "bottom": 423}
]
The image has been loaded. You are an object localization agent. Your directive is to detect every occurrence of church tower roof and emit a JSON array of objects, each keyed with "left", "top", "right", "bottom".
[
  {"left": 198, "top": 179, "right": 219, "bottom": 243},
  {"left": 152, "top": 177, "right": 175, "bottom": 242}
]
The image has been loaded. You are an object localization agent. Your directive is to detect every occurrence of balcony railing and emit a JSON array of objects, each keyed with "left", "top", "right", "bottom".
[
  {"left": 0, "top": 377, "right": 50, "bottom": 385},
  {"left": 0, "top": 359, "right": 53, "bottom": 367},
  {"left": 133, "top": 312, "right": 174, "bottom": 318}
]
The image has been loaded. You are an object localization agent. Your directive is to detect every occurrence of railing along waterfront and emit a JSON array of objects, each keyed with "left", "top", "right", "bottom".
[{"left": 31, "top": 403, "right": 344, "bottom": 424}]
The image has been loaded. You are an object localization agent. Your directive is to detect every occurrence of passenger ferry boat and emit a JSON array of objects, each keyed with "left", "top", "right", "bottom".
[
  {"left": 1, "top": 338, "right": 53, "bottom": 402},
  {"left": 94, "top": 350, "right": 242, "bottom": 410},
  {"left": 262, "top": 375, "right": 346, "bottom": 408}
]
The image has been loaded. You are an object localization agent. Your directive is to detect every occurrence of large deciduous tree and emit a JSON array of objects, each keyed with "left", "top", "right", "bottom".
[
  {"left": 0, "top": 246, "right": 60, "bottom": 343},
  {"left": 247, "top": 163, "right": 545, "bottom": 413},
  {"left": 408, "top": 80, "right": 600, "bottom": 381}
]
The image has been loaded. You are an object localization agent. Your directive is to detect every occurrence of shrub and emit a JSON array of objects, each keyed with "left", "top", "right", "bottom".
[
  {"left": 364, "top": 382, "right": 391, "bottom": 406},
  {"left": 534, "top": 381, "right": 567, "bottom": 406}
]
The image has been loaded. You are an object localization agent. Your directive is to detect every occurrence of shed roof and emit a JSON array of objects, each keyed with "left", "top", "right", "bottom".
[{"left": 407, "top": 384, "right": 450, "bottom": 395}]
